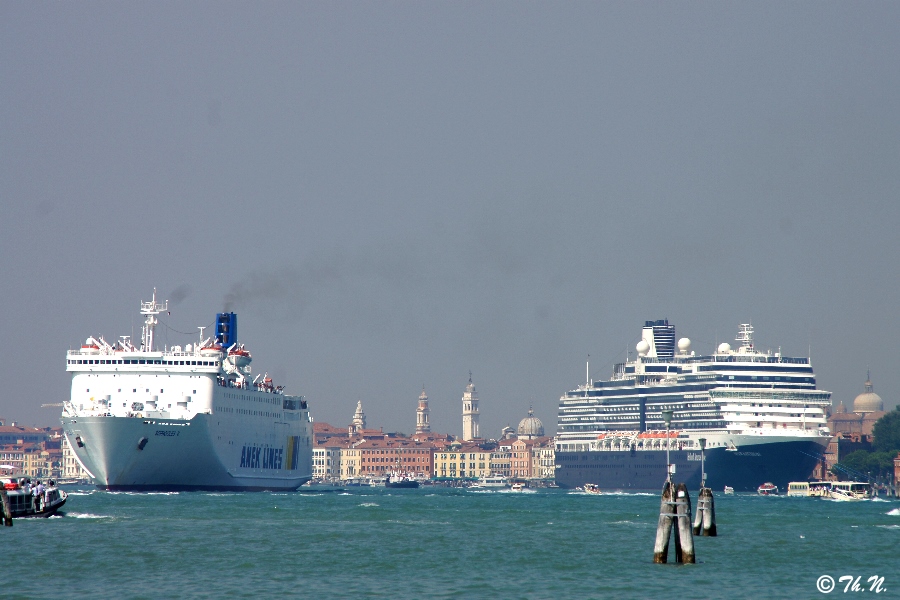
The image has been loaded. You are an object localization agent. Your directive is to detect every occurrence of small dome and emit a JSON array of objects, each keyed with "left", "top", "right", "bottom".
[
  {"left": 852, "top": 377, "right": 883, "bottom": 413},
  {"left": 717, "top": 342, "right": 731, "bottom": 354},
  {"left": 677, "top": 338, "right": 691, "bottom": 353},
  {"left": 517, "top": 408, "right": 545, "bottom": 440},
  {"left": 636, "top": 340, "right": 650, "bottom": 356}
]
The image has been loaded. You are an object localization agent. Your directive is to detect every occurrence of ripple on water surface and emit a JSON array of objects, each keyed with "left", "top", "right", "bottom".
[{"left": 3, "top": 487, "right": 897, "bottom": 598}]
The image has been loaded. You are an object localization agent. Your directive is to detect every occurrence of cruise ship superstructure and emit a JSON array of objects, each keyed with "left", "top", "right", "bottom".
[
  {"left": 61, "top": 291, "right": 313, "bottom": 491},
  {"left": 555, "top": 321, "right": 832, "bottom": 492}
]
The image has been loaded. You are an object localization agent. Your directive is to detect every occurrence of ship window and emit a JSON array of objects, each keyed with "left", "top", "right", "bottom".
[{"left": 133, "top": 389, "right": 137, "bottom": 392}]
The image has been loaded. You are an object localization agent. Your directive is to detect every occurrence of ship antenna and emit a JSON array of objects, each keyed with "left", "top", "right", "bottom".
[
  {"left": 586, "top": 354, "right": 590, "bottom": 386},
  {"left": 140, "top": 288, "right": 168, "bottom": 352}
]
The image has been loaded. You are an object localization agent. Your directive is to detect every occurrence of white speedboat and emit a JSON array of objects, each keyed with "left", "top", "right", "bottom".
[
  {"left": 471, "top": 475, "right": 509, "bottom": 488},
  {"left": 583, "top": 483, "right": 602, "bottom": 495},
  {"left": 757, "top": 482, "right": 778, "bottom": 495}
]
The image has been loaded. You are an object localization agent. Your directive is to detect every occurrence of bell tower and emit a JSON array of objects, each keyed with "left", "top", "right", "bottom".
[
  {"left": 416, "top": 386, "right": 431, "bottom": 434},
  {"left": 462, "top": 372, "right": 480, "bottom": 441}
]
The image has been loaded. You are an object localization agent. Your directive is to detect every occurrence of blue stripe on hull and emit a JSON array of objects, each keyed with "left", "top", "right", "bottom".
[{"left": 555, "top": 440, "right": 824, "bottom": 492}]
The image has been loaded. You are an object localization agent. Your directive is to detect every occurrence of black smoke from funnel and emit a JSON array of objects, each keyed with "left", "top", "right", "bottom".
[
  {"left": 168, "top": 284, "right": 192, "bottom": 306},
  {"left": 222, "top": 259, "right": 349, "bottom": 315}
]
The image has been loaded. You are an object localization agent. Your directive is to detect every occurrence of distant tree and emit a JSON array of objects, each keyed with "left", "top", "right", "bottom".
[
  {"left": 869, "top": 452, "right": 897, "bottom": 478},
  {"left": 836, "top": 450, "right": 872, "bottom": 479},
  {"left": 833, "top": 449, "right": 896, "bottom": 480},
  {"left": 872, "top": 406, "right": 900, "bottom": 453}
]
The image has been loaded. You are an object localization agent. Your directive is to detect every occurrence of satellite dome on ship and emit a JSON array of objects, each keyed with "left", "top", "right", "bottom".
[
  {"left": 852, "top": 374, "right": 883, "bottom": 414},
  {"left": 517, "top": 407, "right": 544, "bottom": 440}
]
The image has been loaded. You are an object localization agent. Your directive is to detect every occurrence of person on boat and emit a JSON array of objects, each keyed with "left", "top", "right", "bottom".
[{"left": 34, "top": 481, "right": 44, "bottom": 511}]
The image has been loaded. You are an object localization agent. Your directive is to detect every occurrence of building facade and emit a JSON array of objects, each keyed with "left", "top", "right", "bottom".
[
  {"left": 531, "top": 438, "right": 555, "bottom": 481},
  {"left": 312, "top": 444, "right": 343, "bottom": 481},
  {"left": 352, "top": 439, "right": 435, "bottom": 479},
  {"left": 434, "top": 443, "right": 492, "bottom": 480}
]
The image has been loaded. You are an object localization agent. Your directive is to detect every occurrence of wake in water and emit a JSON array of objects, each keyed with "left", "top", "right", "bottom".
[
  {"left": 886, "top": 508, "right": 900, "bottom": 516},
  {"left": 105, "top": 491, "right": 180, "bottom": 496},
  {"left": 64, "top": 513, "right": 114, "bottom": 519},
  {"left": 358, "top": 502, "right": 379, "bottom": 507}
]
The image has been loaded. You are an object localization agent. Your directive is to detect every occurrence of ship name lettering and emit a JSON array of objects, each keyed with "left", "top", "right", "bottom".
[
  {"left": 240, "top": 445, "right": 284, "bottom": 470},
  {"left": 155, "top": 430, "right": 179, "bottom": 437}
]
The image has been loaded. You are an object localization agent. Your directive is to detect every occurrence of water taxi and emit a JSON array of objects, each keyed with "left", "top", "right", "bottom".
[{"left": 1, "top": 476, "right": 67, "bottom": 519}]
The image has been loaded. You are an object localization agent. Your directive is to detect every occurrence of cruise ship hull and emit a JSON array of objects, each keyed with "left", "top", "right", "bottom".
[
  {"left": 62, "top": 414, "right": 313, "bottom": 491},
  {"left": 555, "top": 437, "right": 827, "bottom": 492}
]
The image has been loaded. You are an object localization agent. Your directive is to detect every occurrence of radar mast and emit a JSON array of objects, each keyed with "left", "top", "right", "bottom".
[{"left": 140, "top": 288, "right": 168, "bottom": 352}]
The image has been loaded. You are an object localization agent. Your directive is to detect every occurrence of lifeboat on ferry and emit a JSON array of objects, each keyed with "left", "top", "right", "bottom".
[
  {"left": 200, "top": 344, "right": 224, "bottom": 357},
  {"left": 81, "top": 338, "right": 101, "bottom": 354},
  {"left": 227, "top": 345, "right": 251, "bottom": 368}
]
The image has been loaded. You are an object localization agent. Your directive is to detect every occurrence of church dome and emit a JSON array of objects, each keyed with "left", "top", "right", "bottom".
[
  {"left": 517, "top": 408, "right": 544, "bottom": 439},
  {"left": 853, "top": 376, "right": 883, "bottom": 413}
]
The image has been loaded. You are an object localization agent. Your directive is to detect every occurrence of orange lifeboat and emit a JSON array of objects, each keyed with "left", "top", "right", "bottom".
[{"left": 227, "top": 345, "right": 251, "bottom": 368}]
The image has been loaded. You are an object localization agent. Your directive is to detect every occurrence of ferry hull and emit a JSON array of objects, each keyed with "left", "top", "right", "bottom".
[
  {"left": 555, "top": 438, "right": 827, "bottom": 492},
  {"left": 62, "top": 415, "right": 312, "bottom": 492}
]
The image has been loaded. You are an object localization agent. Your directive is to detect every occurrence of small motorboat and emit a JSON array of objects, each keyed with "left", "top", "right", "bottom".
[
  {"left": 724, "top": 486, "right": 735, "bottom": 495},
  {"left": 583, "top": 483, "right": 602, "bottom": 495},
  {"left": 757, "top": 482, "right": 778, "bottom": 495},
  {"left": 510, "top": 483, "right": 525, "bottom": 492},
  {"left": 471, "top": 475, "right": 510, "bottom": 488},
  {"left": 385, "top": 470, "right": 419, "bottom": 489}
]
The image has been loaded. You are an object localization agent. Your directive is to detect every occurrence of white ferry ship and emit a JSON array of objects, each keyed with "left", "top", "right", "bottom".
[
  {"left": 555, "top": 321, "right": 832, "bottom": 492},
  {"left": 60, "top": 291, "right": 313, "bottom": 491}
]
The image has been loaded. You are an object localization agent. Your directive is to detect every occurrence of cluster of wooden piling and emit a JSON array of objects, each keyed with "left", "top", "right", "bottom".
[
  {"left": 653, "top": 481, "right": 695, "bottom": 563},
  {"left": 653, "top": 482, "right": 718, "bottom": 563},
  {"left": 1, "top": 490, "right": 12, "bottom": 526},
  {"left": 692, "top": 487, "right": 716, "bottom": 536}
]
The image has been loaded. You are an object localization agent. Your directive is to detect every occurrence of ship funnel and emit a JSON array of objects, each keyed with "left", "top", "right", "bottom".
[{"left": 216, "top": 312, "right": 237, "bottom": 347}]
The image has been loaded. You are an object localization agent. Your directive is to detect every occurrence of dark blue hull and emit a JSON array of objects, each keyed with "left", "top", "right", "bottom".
[{"left": 555, "top": 439, "right": 824, "bottom": 492}]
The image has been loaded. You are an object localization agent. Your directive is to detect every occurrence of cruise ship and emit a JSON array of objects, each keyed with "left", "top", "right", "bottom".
[
  {"left": 61, "top": 291, "right": 313, "bottom": 491},
  {"left": 555, "top": 321, "right": 832, "bottom": 492}
]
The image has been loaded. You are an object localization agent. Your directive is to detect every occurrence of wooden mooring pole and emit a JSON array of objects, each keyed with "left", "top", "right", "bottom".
[
  {"left": 692, "top": 487, "right": 717, "bottom": 536},
  {"left": 653, "top": 481, "right": 675, "bottom": 563},
  {"left": 653, "top": 481, "right": 695, "bottom": 563},
  {"left": 1, "top": 489, "right": 12, "bottom": 527}
]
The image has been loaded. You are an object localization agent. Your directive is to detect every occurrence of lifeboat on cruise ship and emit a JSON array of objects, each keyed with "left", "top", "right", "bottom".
[{"left": 81, "top": 338, "right": 101, "bottom": 354}]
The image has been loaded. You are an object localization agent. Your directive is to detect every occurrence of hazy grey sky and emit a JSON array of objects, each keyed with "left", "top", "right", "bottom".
[{"left": 2, "top": 2, "right": 898, "bottom": 436}]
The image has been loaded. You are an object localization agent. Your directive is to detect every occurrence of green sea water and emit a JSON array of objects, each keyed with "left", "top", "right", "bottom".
[{"left": 5, "top": 486, "right": 899, "bottom": 599}]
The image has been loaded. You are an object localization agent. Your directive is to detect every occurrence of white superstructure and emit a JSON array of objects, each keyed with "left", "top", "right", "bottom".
[{"left": 61, "top": 290, "right": 313, "bottom": 491}]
